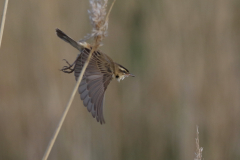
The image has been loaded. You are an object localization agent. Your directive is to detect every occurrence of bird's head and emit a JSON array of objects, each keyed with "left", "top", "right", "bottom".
[{"left": 114, "top": 63, "right": 135, "bottom": 82}]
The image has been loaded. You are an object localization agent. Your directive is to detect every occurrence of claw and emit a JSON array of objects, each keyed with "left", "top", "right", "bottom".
[
  {"left": 60, "top": 58, "right": 76, "bottom": 74},
  {"left": 62, "top": 59, "right": 71, "bottom": 66}
]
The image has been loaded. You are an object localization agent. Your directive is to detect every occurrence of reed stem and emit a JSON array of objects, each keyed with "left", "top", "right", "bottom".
[{"left": 0, "top": 0, "right": 9, "bottom": 48}]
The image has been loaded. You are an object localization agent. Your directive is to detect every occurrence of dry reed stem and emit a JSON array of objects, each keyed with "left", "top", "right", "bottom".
[
  {"left": 194, "top": 126, "right": 203, "bottom": 160},
  {"left": 42, "top": 45, "right": 98, "bottom": 160},
  {"left": 0, "top": 0, "right": 9, "bottom": 48},
  {"left": 42, "top": 0, "right": 116, "bottom": 159},
  {"left": 105, "top": 0, "right": 116, "bottom": 25}
]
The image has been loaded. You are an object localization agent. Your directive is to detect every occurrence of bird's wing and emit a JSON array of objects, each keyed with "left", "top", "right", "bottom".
[{"left": 74, "top": 48, "right": 113, "bottom": 124}]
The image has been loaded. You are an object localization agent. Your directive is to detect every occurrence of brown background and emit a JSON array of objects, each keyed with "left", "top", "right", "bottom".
[{"left": 0, "top": 0, "right": 240, "bottom": 159}]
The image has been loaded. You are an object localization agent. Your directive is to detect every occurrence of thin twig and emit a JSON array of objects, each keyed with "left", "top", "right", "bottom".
[
  {"left": 0, "top": 0, "right": 9, "bottom": 48},
  {"left": 42, "top": 45, "right": 98, "bottom": 160},
  {"left": 194, "top": 126, "right": 203, "bottom": 160},
  {"left": 105, "top": 0, "right": 116, "bottom": 23}
]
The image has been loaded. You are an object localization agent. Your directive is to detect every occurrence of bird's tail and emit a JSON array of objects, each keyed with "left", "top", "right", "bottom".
[{"left": 56, "top": 28, "right": 83, "bottom": 51}]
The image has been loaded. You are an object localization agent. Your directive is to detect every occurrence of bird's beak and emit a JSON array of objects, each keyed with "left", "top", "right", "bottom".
[{"left": 128, "top": 73, "right": 135, "bottom": 77}]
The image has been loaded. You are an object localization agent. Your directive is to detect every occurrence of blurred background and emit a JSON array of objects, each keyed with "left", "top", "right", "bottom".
[{"left": 1, "top": 0, "right": 240, "bottom": 159}]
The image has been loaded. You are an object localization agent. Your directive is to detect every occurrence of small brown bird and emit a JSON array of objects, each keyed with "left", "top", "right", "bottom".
[{"left": 56, "top": 29, "right": 134, "bottom": 124}]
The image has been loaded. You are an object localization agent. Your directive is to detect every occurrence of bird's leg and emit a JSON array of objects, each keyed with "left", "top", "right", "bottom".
[
  {"left": 61, "top": 59, "right": 76, "bottom": 73},
  {"left": 60, "top": 54, "right": 81, "bottom": 73}
]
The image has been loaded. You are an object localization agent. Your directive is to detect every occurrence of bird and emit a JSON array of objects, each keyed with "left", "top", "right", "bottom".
[{"left": 56, "top": 28, "right": 134, "bottom": 124}]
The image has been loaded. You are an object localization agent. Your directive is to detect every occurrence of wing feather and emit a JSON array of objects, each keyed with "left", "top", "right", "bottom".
[{"left": 74, "top": 48, "right": 113, "bottom": 124}]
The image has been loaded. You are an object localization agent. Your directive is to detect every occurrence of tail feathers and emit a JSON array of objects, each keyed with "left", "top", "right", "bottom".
[{"left": 56, "top": 28, "right": 83, "bottom": 51}]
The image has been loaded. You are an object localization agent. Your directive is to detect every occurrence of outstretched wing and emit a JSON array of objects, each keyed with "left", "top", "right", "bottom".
[{"left": 74, "top": 48, "right": 114, "bottom": 124}]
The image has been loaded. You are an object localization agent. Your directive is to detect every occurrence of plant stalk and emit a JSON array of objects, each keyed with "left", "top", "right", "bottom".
[
  {"left": 42, "top": 45, "right": 98, "bottom": 160},
  {"left": 0, "top": 0, "right": 9, "bottom": 48}
]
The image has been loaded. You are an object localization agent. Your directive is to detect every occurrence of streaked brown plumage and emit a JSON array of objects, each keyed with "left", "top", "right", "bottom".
[{"left": 56, "top": 29, "right": 134, "bottom": 124}]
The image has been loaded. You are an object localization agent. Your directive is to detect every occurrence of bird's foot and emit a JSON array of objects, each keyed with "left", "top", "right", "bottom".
[{"left": 60, "top": 59, "right": 75, "bottom": 73}]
